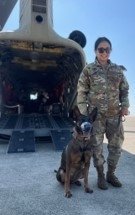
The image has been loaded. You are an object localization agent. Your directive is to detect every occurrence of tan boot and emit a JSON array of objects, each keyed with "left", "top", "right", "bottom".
[
  {"left": 106, "top": 165, "right": 122, "bottom": 187},
  {"left": 96, "top": 165, "right": 108, "bottom": 190}
]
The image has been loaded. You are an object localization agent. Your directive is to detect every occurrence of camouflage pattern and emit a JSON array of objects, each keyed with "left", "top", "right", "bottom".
[
  {"left": 91, "top": 116, "right": 124, "bottom": 166},
  {"left": 77, "top": 59, "right": 129, "bottom": 167}
]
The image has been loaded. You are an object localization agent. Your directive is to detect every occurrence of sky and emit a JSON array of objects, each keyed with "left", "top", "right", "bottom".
[{"left": 3, "top": 0, "right": 135, "bottom": 115}]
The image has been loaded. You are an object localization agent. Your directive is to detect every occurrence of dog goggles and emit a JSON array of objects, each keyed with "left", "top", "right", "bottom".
[{"left": 80, "top": 122, "right": 93, "bottom": 133}]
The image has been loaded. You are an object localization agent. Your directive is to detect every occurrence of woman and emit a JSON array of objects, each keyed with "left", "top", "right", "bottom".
[{"left": 77, "top": 37, "right": 129, "bottom": 190}]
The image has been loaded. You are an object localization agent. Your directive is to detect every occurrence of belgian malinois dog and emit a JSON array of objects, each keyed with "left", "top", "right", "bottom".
[{"left": 55, "top": 106, "right": 98, "bottom": 198}]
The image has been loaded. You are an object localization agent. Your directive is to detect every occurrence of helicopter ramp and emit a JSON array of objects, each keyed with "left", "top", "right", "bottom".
[{"left": 0, "top": 114, "right": 73, "bottom": 152}]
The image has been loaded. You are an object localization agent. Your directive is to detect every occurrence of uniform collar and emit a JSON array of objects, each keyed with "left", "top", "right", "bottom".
[{"left": 94, "top": 57, "right": 112, "bottom": 68}]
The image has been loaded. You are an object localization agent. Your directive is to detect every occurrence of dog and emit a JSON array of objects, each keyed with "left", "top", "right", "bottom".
[{"left": 55, "top": 106, "right": 98, "bottom": 198}]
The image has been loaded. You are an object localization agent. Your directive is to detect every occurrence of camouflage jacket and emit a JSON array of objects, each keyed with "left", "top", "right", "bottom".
[{"left": 77, "top": 59, "right": 129, "bottom": 116}]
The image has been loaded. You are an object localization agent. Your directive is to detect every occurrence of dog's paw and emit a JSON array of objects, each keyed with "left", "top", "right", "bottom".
[
  {"left": 65, "top": 191, "right": 72, "bottom": 198},
  {"left": 85, "top": 187, "right": 93, "bottom": 194}
]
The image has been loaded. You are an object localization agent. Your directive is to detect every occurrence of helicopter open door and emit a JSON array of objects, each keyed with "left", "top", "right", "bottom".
[{"left": 0, "top": 0, "right": 87, "bottom": 151}]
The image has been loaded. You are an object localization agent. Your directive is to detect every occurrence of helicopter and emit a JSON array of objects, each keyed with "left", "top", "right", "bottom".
[{"left": 0, "top": 0, "right": 87, "bottom": 152}]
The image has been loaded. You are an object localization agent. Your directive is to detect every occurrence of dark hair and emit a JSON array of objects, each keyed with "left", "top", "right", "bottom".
[{"left": 94, "top": 37, "right": 112, "bottom": 51}]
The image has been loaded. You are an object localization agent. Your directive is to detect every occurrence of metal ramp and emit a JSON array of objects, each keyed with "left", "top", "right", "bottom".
[
  {"left": 0, "top": 114, "right": 74, "bottom": 152},
  {"left": 50, "top": 129, "right": 72, "bottom": 150},
  {"left": 7, "top": 130, "right": 35, "bottom": 153}
]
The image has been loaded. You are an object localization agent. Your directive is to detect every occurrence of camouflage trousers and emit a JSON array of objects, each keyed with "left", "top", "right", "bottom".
[{"left": 90, "top": 115, "right": 124, "bottom": 167}]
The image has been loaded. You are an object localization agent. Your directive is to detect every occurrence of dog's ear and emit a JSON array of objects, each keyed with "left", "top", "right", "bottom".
[
  {"left": 72, "top": 105, "right": 81, "bottom": 121},
  {"left": 89, "top": 107, "right": 98, "bottom": 123}
]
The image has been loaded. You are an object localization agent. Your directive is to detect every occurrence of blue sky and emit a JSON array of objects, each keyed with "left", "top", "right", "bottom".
[{"left": 3, "top": 0, "right": 135, "bottom": 115}]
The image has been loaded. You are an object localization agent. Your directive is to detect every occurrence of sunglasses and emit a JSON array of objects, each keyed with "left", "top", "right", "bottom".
[{"left": 97, "top": 47, "right": 111, "bottom": 54}]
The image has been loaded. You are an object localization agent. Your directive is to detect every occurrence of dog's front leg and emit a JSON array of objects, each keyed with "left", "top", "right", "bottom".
[
  {"left": 64, "top": 165, "right": 72, "bottom": 198},
  {"left": 84, "top": 162, "right": 93, "bottom": 193}
]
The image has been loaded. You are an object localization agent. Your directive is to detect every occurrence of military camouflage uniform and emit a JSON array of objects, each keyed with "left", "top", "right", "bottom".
[{"left": 77, "top": 59, "right": 129, "bottom": 167}]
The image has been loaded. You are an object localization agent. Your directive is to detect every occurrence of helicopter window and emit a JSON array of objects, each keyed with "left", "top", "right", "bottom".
[
  {"left": 33, "top": 6, "right": 46, "bottom": 14},
  {"left": 32, "top": 0, "right": 46, "bottom": 6}
]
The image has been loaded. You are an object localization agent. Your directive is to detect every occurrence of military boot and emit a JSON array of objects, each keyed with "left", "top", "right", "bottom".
[
  {"left": 96, "top": 165, "right": 108, "bottom": 190},
  {"left": 106, "top": 165, "right": 122, "bottom": 187}
]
